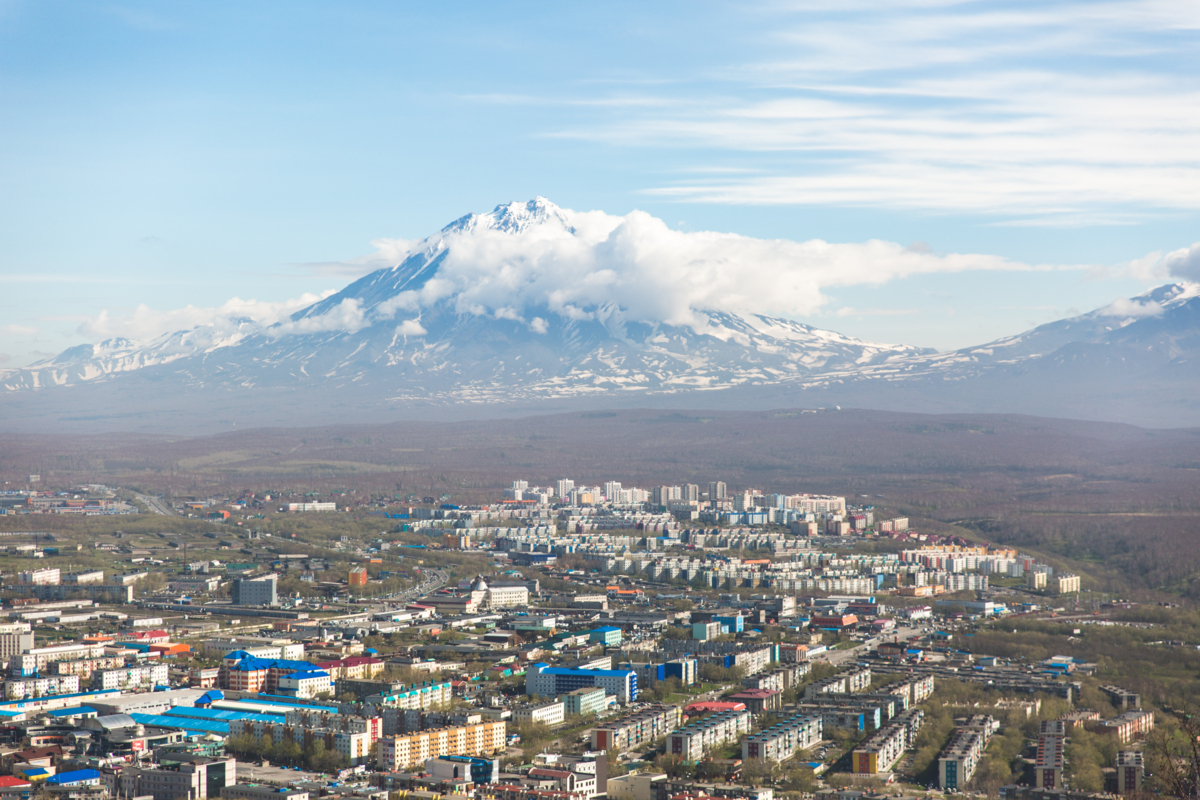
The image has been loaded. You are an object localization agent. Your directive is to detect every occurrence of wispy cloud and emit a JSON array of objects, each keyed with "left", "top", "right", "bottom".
[
  {"left": 530, "top": 0, "right": 1200, "bottom": 223},
  {"left": 834, "top": 307, "right": 921, "bottom": 317},
  {"left": 291, "top": 237, "right": 417, "bottom": 278}
]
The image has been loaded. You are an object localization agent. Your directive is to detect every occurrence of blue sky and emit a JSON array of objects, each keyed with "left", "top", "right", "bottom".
[{"left": 1, "top": 0, "right": 1197, "bottom": 367}]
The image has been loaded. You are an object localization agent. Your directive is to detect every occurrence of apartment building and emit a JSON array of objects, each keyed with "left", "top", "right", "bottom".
[
  {"left": 938, "top": 717, "right": 998, "bottom": 790},
  {"left": 276, "top": 669, "right": 332, "bottom": 699},
  {"left": 591, "top": 704, "right": 682, "bottom": 751},
  {"left": 527, "top": 665, "right": 638, "bottom": 704},
  {"left": 1085, "top": 710, "right": 1155, "bottom": 743},
  {"left": 1099, "top": 685, "right": 1140, "bottom": 710},
  {"left": 1035, "top": 728, "right": 1066, "bottom": 789},
  {"left": 206, "top": 638, "right": 306, "bottom": 660},
  {"left": 231, "top": 574, "right": 278, "bottom": 607},
  {"left": 805, "top": 667, "right": 872, "bottom": 700},
  {"left": 49, "top": 654, "right": 127, "bottom": 679},
  {"left": 885, "top": 676, "right": 936, "bottom": 708},
  {"left": 17, "top": 568, "right": 60, "bottom": 585},
  {"left": 563, "top": 687, "right": 607, "bottom": 716},
  {"left": 4, "top": 673, "right": 80, "bottom": 700},
  {"left": 853, "top": 726, "right": 907, "bottom": 774},
  {"left": 313, "top": 656, "right": 384, "bottom": 680},
  {"left": 1116, "top": 751, "right": 1143, "bottom": 793},
  {"left": 742, "top": 712, "right": 822, "bottom": 761},
  {"left": 1054, "top": 574, "right": 1081, "bottom": 595},
  {"left": 0, "top": 623, "right": 33, "bottom": 664},
  {"left": 228, "top": 718, "right": 373, "bottom": 766},
  {"left": 513, "top": 701, "right": 566, "bottom": 727},
  {"left": 92, "top": 663, "right": 169, "bottom": 691},
  {"left": 10, "top": 643, "right": 107, "bottom": 677},
  {"left": 666, "top": 709, "right": 753, "bottom": 761},
  {"left": 114, "top": 756, "right": 235, "bottom": 800},
  {"left": 376, "top": 721, "right": 507, "bottom": 771}
]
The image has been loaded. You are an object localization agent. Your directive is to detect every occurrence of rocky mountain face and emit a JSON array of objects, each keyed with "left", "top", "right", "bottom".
[{"left": 3, "top": 199, "right": 1199, "bottom": 432}]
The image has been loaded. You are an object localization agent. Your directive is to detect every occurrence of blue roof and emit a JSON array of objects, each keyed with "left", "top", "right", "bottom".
[
  {"left": 47, "top": 706, "right": 96, "bottom": 718},
  {"left": 224, "top": 650, "right": 254, "bottom": 659},
  {"left": 592, "top": 626, "right": 621, "bottom": 633},
  {"left": 130, "top": 713, "right": 230, "bottom": 734},
  {"left": 230, "top": 657, "right": 316, "bottom": 672},
  {"left": 0, "top": 689, "right": 120, "bottom": 711},
  {"left": 164, "top": 706, "right": 284, "bottom": 724},
  {"left": 196, "top": 690, "right": 225, "bottom": 706},
  {"left": 282, "top": 670, "right": 329, "bottom": 681},
  {"left": 47, "top": 769, "right": 100, "bottom": 785},
  {"left": 20, "top": 768, "right": 48, "bottom": 777},
  {"left": 248, "top": 694, "right": 337, "bottom": 711}
]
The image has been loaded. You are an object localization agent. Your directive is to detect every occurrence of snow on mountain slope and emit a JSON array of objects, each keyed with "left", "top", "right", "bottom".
[
  {"left": 5, "top": 197, "right": 1199, "bottom": 429},
  {"left": 0, "top": 199, "right": 931, "bottom": 399}
]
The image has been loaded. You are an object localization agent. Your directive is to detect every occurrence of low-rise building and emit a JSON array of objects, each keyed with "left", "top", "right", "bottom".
[
  {"left": 91, "top": 663, "right": 169, "bottom": 692},
  {"left": 591, "top": 704, "right": 682, "bottom": 751},
  {"left": 666, "top": 709, "right": 753, "bottom": 761},
  {"left": 513, "top": 701, "right": 566, "bottom": 727},
  {"left": 563, "top": 687, "right": 607, "bottom": 717},
  {"left": 742, "top": 712, "right": 822, "bottom": 761},
  {"left": 376, "top": 721, "right": 507, "bottom": 771}
]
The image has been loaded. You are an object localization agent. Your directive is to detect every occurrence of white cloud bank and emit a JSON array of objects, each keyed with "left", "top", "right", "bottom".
[
  {"left": 68, "top": 200, "right": 1199, "bottom": 345},
  {"left": 77, "top": 292, "right": 336, "bottom": 344}
]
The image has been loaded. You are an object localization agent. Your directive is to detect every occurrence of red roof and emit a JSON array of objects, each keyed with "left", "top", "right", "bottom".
[
  {"left": 684, "top": 701, "right": 747, "bottom": 713},
  {"left": 729, "top": 689, "right": 779, "bottom": 699},
  {"left": 0, "top": 777, "right": 32, "bottom": 787}
]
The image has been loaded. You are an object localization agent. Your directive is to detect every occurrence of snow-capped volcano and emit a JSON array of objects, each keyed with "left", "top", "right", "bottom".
[
  {"left": 0, "top": 198, "right": 932, "bottom": 399},
  {"left": 3, "top": 199, "right": 1200, "bottom": 431}
]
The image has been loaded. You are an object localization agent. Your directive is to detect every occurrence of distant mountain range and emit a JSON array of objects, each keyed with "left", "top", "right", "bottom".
[{"left": 3, "top": 199, "right": 1199, "bottom": 432}]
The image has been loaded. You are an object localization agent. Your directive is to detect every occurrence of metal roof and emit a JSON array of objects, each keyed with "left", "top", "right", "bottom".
[
  {"left": 164, "top": 706, "right": 284, "bottom": 723},
  {"left": 129, "top": 713, "right": 230, "bottom": 734},
  {"left": 46, "top": 706, "right": 96, "bottom": 718}
]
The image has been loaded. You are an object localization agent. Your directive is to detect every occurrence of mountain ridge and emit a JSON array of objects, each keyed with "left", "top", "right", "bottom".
[{"left": 2, "top": 198, "right": 1198, "bottom": 432}]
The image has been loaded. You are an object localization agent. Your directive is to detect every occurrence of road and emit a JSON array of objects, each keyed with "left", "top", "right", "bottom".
[
  {"left": 820, "top": 625, "right": 923, "bottom": 666},
  {"left": 389, "top": 568, "right": 449, "bottom": 604},
  {"left": 133, "top": 492, "right": 176, "bottom": 516}
]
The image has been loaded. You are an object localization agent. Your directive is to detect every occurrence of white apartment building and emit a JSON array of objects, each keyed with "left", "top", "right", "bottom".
[
  {"left": 276, "top": 669, "right": 332, "bottom": 698},
  {"left": 205, "top": 639, "right": 305, "bottom": 660},
  {"left": 284, "top": 502, "right": 337, "bottom": 512},
  {"left": 5, "top": 673, "right": 80, "bottom": 700},
  {"left": 0, "top": 623, "right": 33, "bottom": 663},
  {"left": 17, "top": 567, "right": 60, "bottom": 585},
  {"left": 11, "top": 642, "right": 107, "bottom": 676},
  {"left": 512, "top": 701, "right": 565, "bottom": 727},
  {"left": 92, "top": 663, "right": 169, "bottom": 692}
]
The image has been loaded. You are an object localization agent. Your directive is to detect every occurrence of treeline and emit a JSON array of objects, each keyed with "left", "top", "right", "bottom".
[
  {"left": 225, "top": 733, "right": 351, "bottom": 773},
  {"left": 965, "top": 615, "right": 1200, "bottom": 704}
]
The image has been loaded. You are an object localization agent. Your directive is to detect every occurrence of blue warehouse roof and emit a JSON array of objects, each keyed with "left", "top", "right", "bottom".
[
  {"left": 46, "top": 706, "right": 97, "bottom": 718},
  {"left": 47, "top": 769, "right": 101, "bottom": 786},
  {"left": 165, "top": 706, "right": 285, "bottom": 724},
  {"left": 540, "top": 667, "right": 634, "bottom": 677},
  {"left": 130, "top": 713, "right": 230, "bottom": 734}
]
